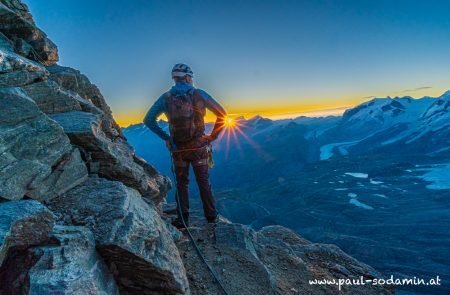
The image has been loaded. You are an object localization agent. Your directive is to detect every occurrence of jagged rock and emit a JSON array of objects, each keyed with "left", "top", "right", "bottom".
[
  {"left": 0, "top": 89, "right": 88, "bottom": 201},
  {"left": 0, "top": 0, "right": 34, "bottom": 24},
  {"left": 0, "top": 202, "right": 118, "bottom": 294},
  {"left": 47, "top": 178, "right": 189, "bottom": 294},
  {"left": 0, "top": 200, "right": 54, "bottom": 266},
  {"left": 47, "top": 65, "right": 123, "bottom": 138},
  {"left": 171, "top": 209, "right": 393, "bottom": 295},
  {"left": 0, "top": 1, "right": 58, "bottom": 65},
  {"left": 134, "top": 154, "right": 172, "bottom": 205},
  {"left": 22, "top": 79, "right": 83, "bottom": 114},
  {"left": 21, "top": 75, "right": 112, "bottom": 118},
  {"left": 50, "top": 111, "right": 169, "bottom": 203},
  {"left": 0, "top": 41, "right": 48, "bottom": 87},
  {"left": 28, "top": 225, "right": 119, "bottom": 295}
]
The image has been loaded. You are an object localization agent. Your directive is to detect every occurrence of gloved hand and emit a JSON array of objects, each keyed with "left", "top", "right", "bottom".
[{"left": 202, "top": 135, "right": 214, "bottom": 144}]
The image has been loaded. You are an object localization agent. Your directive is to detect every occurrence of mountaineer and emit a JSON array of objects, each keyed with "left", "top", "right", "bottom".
[{"left": 144, "top": 63, "right": 227, "bottom": 228}]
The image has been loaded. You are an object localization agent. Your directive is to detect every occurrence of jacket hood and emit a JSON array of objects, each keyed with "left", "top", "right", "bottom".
[{"left": 170, "top": 82, "right": 194, "bottom": 95}]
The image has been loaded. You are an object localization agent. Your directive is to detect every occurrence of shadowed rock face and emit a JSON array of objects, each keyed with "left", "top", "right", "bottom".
[
  {"left": 0, "top": 0, "right": 34, "bottom": 24},
  {"left": 0, "top": 200, "right": 54, "bottom": 265},
  {"left": 0, "top": 89, "right": 88, "bottom": 201},
  {"left": 28, "top": 225, "right": 119, "bottom": 295},
  {"left": 0, "top": 200, "right": 55, "bottom": 294},
  {"left": 47, "top": 178, "right": 189, "bottom": 294},
  {"left": 0, "top": 202, "right": 119, "bottom": 294}
]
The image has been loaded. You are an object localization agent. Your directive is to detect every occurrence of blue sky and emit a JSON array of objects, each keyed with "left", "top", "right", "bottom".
[{"left": 24, "top": 0, "right": 450, "bottom": 126}]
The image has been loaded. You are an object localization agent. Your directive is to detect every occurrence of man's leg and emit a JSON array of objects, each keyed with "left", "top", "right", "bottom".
[
  {"left": 192, "top": 163, "right": 217, "bottom": 221},
  {"left": 174, "top": 161, "right": 190, "bottom": 220}
]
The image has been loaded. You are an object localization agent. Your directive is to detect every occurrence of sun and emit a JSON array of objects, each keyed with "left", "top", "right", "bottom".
[{"left": 224, "top": 116, "right": 236, "bottom": 127}]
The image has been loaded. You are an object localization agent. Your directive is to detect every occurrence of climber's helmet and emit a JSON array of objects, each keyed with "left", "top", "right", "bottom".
[{"left": 171, "top": 63, "right": 194, "bottom": 79}]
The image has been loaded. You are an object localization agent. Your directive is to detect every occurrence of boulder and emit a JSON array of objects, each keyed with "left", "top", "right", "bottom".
[
  {"left": 50, "top": 111, "right": 169, "bottom": 203},
  {"left": 47, "top": 65, "right": 123, "bottom": 138},
  {"left": 0, "top": 89, "right": 88, "bottom": 201},
  {"left": 171, "top": 208, "right": 393, "bottom": 295},
  {"left": 0, "top": 200, "right": 54, "bottom": 266},
  {"left": 0, "top": 1, "right": 58, "bottom": 65},
  {"left": 28, "top": 225, "right": 119, "bottom": 295},
  {"left": 0, "top": 42, "right": 48, "bottom": 87},
  {"left": 0, "top": 202, "right": 118, "bottom": 294},
  {"left": 47, "top": 178, "right": 189, "bottom": 294}
]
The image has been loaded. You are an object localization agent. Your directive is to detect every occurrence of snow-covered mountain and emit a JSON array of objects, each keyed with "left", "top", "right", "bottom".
[{"left": 320, "top": 91, "right": 450, "bottom": 158}]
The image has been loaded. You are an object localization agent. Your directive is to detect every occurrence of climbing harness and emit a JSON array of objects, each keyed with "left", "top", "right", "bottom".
[
  {"left": 169, "top": 149, "right": 228, "bottom": 295},
  {"left": 170, "top": 142, "right": 215, "bottom": 169}
]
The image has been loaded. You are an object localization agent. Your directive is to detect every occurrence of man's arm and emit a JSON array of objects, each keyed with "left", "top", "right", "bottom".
[
  {"left": 197, "top": 89, "right": 227, "bottom": 140},
  {"left": 143, "top": 94, "right": 170, "bottom": 141}
]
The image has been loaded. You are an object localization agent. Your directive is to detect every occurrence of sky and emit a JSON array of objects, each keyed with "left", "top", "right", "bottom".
[{"left": 24, "top": 0, "right": 450, "bottom": 126}]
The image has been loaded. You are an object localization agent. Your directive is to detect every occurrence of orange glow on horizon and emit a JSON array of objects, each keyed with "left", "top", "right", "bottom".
[
  {"left": 114, "top": 106, "right": 350, "bottom": 127},
  {"left": 113, "top": 86, "right": 449, "bottom": 127}
]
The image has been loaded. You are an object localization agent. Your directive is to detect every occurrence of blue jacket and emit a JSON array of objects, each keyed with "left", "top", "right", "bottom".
[{"left": 143, "top": 82, "right": 227, "bottom": 141}]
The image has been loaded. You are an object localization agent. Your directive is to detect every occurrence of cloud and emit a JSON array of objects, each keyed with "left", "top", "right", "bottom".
[
  {"left": 401, "top": 86, "right": 432, "bottom": 93},
  {"left": 361, "top": 87, "right": 433, "bottom": 100}
]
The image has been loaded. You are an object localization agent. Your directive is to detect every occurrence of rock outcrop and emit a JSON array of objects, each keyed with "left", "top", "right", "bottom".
[
  {"left": 47, "top": 178, "right": 189, "bottom": 294},
  {"left": 50, "top": 111, "right": 169, "bottom": 204},
  {"left": 0, "top": 34, "right": 47, "bottom": 87},
  {"left": 0, "top": 0, "right": 58, "bottom": 65},
  {"left": 0, "top": 2, "right": 185, "bottom": 294},
  {"left": 0, "top": 89, "right": 87, "bottom": 201},
  {"left": 165, "top": 207, "right": 394, "bottom": 295},
  {"left": 47, "top": 65, "right": 123, "bottom": 138},
  {"left": 0, "top": 1, "right": 393, "bottom": 294}
]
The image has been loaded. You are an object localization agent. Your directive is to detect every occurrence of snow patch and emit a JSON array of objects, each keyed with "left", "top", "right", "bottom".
[
  {"left": 345, "top": 173, "right": 368, "bottom": 179},
  {"left": 349, "top": 199, "right": 374, "bottom": 210},
  {"left": 370, "top": 179, "right": 383, "bottom": 184},
  {"left": 373, "top": 194, "right": 388, "bottom": 199},
  {"left": 415, "top": 163, "right": 450, "bottom": 190},
  {"left": 320, "top": 140, "right": 360, "bottom": 160}
]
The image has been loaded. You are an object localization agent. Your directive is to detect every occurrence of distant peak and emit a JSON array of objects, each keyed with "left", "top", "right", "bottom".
[
  {"left": 440, "top": 90, "right": 450, "bottom": 99},
  {"left": 248, "top": 115, "right": 263, "bottom": 121}
]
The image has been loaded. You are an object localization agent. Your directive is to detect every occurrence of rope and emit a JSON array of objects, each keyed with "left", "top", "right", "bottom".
[
  {"left": 169, "top": 151, "right": 230, "bottom": 295},
  {"left": 28, "top": 46, "right": 46, "bottom": 64},
  {"left": 171, "top": 146, "right": 207, "bottom": 153}
]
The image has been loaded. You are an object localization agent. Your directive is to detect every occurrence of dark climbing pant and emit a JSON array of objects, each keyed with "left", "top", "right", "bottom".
[{"left": 172, "top": 144, "right": 217, "bottom": 221}]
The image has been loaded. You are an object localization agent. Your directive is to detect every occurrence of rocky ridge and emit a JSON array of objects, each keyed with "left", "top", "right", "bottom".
[{"left": 0, "top": 1, "right": 392, "bottom": 294}]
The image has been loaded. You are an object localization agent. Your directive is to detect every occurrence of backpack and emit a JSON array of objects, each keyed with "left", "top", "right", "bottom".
[{"left": 166, "top": 89, "right": 199, "bottom": 143}]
